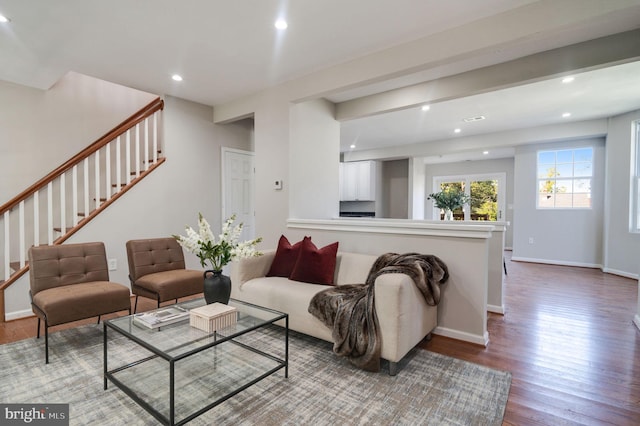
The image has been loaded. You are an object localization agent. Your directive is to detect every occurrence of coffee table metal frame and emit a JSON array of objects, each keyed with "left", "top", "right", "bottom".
[{"left": 103, "top": 298, "right": 288, "bottom": 426}]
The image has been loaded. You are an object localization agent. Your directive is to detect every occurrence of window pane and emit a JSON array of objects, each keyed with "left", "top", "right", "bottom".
[
  {"left": 574, "top": 178, "right": 591, "bottom": 193},
  {"left": 556, "top": 163, "right": 572, "bottom": 177},
  {"left": 538, "top": 151, "right": 555, "bottom": 164},
  {"left": 555, "top": 193, "right": 573, "bottom": 208},
  {"left": 557, "top": 150, "right": 573, "bottom": 163},
  {"left": 470, "top": 180, "right": 497, "bottom": 221},
  {"left": 538, "top": 179, "right": 555, "bottom": 195},
  {"left": 538, "top": 164, "right": 552, "bottom": 178},
  {"left": 556, "top": 179, "right": 573, "bottom": 193},
  {"left": 574, "top": 193, "right": 592, "bottom": 208},
  {"left": 574, "top": 162, "right": 592, "bottom": 177},
  {"left": 574, "top": 148, "right": 593, "bottom": 162},
  {"left": 538, "top": 192, "right": 554, "bottom": 208}
]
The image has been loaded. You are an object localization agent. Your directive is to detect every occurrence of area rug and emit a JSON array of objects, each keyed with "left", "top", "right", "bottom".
[{"left": 0, "top": 324, "right": 510, "bottom": 425}]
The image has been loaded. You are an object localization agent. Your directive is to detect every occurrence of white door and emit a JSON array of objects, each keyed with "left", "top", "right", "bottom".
[{"left": 222, "top": 148, "right": 255, "bottom": 241}]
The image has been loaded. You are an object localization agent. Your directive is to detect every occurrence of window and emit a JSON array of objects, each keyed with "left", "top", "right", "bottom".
[
  {"left": 537, "top": 147, "right": 593, "bottom": 209},
  {"left": 432, "top": 173, "right": 506, "bottom": 221},
  {"left": 632, "top": 120, "right": 640, "bottom": 232}
]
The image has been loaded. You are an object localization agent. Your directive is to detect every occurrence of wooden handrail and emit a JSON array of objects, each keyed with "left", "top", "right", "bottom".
[
  {"left": 0, "top": 157, "right": 166, "bottom": 293},
  {"left": 0, "top": 97, "right": 164, "bottom": 216}
]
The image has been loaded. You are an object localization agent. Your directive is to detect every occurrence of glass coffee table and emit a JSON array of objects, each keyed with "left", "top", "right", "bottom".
[{"left": 103, "top": 298, "right": 288, "bottom": 426}]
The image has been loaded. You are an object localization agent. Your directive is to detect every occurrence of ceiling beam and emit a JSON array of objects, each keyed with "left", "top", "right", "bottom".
[{"left": 336, "top": 29, "right": 640, "bottom": 121}]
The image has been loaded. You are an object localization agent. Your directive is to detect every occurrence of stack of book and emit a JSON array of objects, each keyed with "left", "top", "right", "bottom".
[{"left": 133, "top": 306, "right": 190, "bottom": 329}]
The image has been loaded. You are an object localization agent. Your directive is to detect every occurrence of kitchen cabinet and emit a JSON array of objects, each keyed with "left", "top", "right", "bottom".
[{"left": 340, "top": 161, "right": 376, "bottom": 201}]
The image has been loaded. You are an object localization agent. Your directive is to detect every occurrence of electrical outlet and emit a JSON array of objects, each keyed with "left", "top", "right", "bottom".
[
  {"left": 108, "top": 258, "right": 117, "bottom": 271},
  {"left": 528, "top": 237, "right": 534, "bottom": 244}
]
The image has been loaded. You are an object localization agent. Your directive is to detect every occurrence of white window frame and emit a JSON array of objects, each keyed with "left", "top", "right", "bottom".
[
  {"left": 631, "top": 120, "right": 640, "bottom": 233},
  {"left": 536, "top": 147, "right": 593, "bottom": 210}
]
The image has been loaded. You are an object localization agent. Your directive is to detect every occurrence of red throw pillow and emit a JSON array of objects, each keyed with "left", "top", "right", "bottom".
[
  {"left": 266, "top": 235, "right": 310, "bottom": 277},
  {"left": 290, "top": 238, "right": 339, "bottom": 285}
]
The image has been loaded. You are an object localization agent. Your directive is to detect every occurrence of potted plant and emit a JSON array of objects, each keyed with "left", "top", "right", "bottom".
[
  {"left": 174, "top": 213, "right": 262, "bottom": 304},
  {"left": 427, "top": 189, "right": 470, "bottom": 220}
]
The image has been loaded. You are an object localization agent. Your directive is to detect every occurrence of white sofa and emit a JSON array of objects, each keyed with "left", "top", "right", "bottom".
[{"left": 230, "top": 249, "right": 437, "bottom": 375}]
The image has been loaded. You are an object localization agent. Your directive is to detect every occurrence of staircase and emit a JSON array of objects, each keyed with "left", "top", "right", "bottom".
[{"left": 0, "top": 97, "right": 165, "bottom": 322}]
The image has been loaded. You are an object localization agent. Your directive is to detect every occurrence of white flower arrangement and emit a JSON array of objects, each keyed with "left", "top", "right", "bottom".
[{"left": 174, "top": 213, "right": 262, "bottom": 271}]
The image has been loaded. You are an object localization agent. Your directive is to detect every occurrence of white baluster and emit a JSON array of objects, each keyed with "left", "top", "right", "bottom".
[
  {"left": 95, "top": 150, "right": 101, "bottom": 210},
  {"left": 144, "top": 117, "right": 149, "bottom": 171},
  {"left": 153, "top": 112, "right": 158, "bottom": 163},
  {"left": 126, "top": 130, "right": 131, "bottom": 184},
  {"left": 3, "top": 211, "right": 9, "bottom": 280},
  {"left": 60, "top": 173, "right": 66, "bottom": 236},
  {"left": 33, "top": 190, "right": 40, "bottom": 246},
  {"left": 84, "top": 158, "right": 89, "bottom": 217},
  {"left": 135, "top": 124, "right": 140, "bottom": 178},
  {"left": 47, "top": 182, "right": 53, "bottom": 244},
  {"left": 19, "top": 201, "right": 25, "bottom": 267},
  {"left": 106, "top": 142, "right": 111, "bottom": 200},
  {"left": 116, "top": 136, "right": 122, "bottom": 193},
  {"left": 72, "top": 165, "right": 78, "bottom": 225}
]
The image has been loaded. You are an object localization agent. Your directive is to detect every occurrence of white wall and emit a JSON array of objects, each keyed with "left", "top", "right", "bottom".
[
  {"left": 290, "top": 99, "right": 340, "bottom": 219},
  {"left": 0, "top": 72, "right": 158, "bottom": 205},
  {"left": 603, "top": 109, "right": 640, "bottom": 278},
  {"left": 4, "top": 94, "right": 253, "bottom": 319},
  {"left": 381, "top": 159, "right": 409, "bottom": 219},
  {"left": 512, "top": 138, "right": 606, "bottom": 268}
]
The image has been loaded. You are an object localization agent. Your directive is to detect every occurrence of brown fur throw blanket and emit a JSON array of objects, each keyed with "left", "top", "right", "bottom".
[{"left": 308, "top": 252, "right": 449, "bottom": 372}]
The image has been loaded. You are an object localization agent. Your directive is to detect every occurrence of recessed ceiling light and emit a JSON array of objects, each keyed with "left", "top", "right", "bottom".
[
  {"left": 463, "top": 115, "right": 485, "bottom": 122},
  {"left": 562, "top": 112, "right": 571, "bottom": 118},
  {"left": 275, "top": 19, "right": 288, "bottom": 30},
  {"left": 483, "top": 151, "right": 489, "bottom": 155},
  {"left": 350, "top": 144, "right": 356, "bottom": 149},
  {"left": 562, "top": 76, "right": 574, "bottom": 83},
  {"left": 421, "top": 105, "right": 430, "bottom": 111},
  {"left": 0, "top": 14, "right": 10, "bottom": 23},
  {"left": 171, "top": 74, "right": 183, "bottom": 82},
  {"left": 454, "top": 128, "right": 461, "bottom": 134}
]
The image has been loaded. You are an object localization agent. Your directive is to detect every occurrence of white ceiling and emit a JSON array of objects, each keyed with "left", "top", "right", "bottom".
[
  {"left": 339, "top": 60, "right": 640, "bottom": 153},
  {"left": 2, "top": 0, "right": 640, "bottom": 156}
]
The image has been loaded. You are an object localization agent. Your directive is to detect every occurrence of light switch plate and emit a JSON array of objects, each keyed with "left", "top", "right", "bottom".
[{"left": 108, "top": 258, "right": 117, "bottom": 271}]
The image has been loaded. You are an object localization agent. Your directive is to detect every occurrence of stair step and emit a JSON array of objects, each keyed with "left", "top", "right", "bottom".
[
  {"left": 53, "top": 227, "right": 73, "bottom": 233},
  {"left": 111, "top": 183, "right": 127, "bottom": 188},
  {"left": 9, "top": 261, "right": 28, "bottom": 271},
  {"left": 77, "top": 212, "right": 86, "bottom": 217}
]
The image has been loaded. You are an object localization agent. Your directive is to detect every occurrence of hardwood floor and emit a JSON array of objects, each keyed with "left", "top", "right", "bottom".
[
  {"left": 1, "top": 254, "right": 639, "bottom": 424},
  {"left": 422, "top": 253, "right": 640, "bottom": 425}
]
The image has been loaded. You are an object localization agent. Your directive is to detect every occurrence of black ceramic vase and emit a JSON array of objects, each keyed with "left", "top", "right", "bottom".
[{"left": 203, "top": 270, "right": 231, "bottom": 305}]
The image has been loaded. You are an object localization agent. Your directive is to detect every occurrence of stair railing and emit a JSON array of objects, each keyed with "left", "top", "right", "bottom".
[{"left": 0, "top": 97, "right": 165, "bottom": 321}]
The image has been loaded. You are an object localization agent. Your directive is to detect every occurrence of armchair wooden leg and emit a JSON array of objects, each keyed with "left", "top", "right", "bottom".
[{"left": 97, "top": 315, "right": 101, "bottom": 324}]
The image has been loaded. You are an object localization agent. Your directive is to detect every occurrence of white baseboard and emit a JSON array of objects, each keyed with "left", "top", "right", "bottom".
[
  {"left": 488, "top": 304, "right": 505, "bottom": 314},
  {"left": 433, "top": 326, "right": 489, "bottom": 347},
  {"left": 5, "top": 309, "right": 34, "bottom": 322},
  {"left": 602, "top": 267, "right": 639, "bottom": 280},
  {"left": 511, "top": 256, "right": 602, "bottom": 269},
  {"left": 511, "top": 257, "right": 638, "bottom": 279},
  {"left": 634, "top": 315, "right": 640, "bottom": 331}
]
